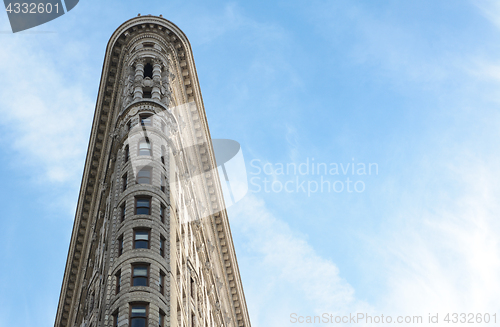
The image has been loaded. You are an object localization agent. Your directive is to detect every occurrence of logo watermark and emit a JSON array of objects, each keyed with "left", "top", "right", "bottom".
[
  {"left": 290, "top": 312, "right": 498, "bottom": 324},
  {"left": 3, "top": 0, "right": 78, "bottom": 33},
  {"left": 249, "top": 158, "right": 378, "bottom": 196},
  {"left": 125, "top": 103, "right": 248, "bottom": 224}
]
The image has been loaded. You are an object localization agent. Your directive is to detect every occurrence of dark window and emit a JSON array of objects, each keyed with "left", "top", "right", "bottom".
[
  {"left": 121, "top": 203, "right": 126, "bottom": 222},
  {"left": 138, "top": 139, "right": 152, "bottom": 156},
  {"left": 191, "top": 277, "right": 196, "bottom": 298},
  {"left": 118, "top": 235, "right": 124, "bottom": 256},
  {"left": 122, "top": 173, "right": 128, "bottom": 191},
  {"left": 137, "top": 167, "right": 152, "bottom": 185},
  {"left": 144, "top": 63, "right": 153, "bottom": 79},
  {"left": 116, "top": 270, "right": 121, "bottom": 294},
  {"left": 160, "top": 174, "right": 166, "bottom": 193},
  {"left": 161, "top": 146, "right": 166, "bottom": 165},
  {"left": 134, "top": 230, "right": 150, "bottom": 249},
  {"left": 132, "top": 265, "right": 149, "bottom": 286},
  {"left": 140, "top": 114, "right": 152, "bottom": 126},
  {"left": 130, "top": 304, "right": 148, "bottom": 327},
  {"left": 159, "top": 311, "right": 165, "bottom": 327},
  {"left": 160, "top": 236, "right": 165, "bottom": 257},
  {"left": 143, "top": 90, "right": 152, "bottom": 99},
  {"left": 159, "top": 271, "right": 165, "bottom": 295},
  {"left": 135, "top": 197, "right": 151, "bottom": 215},
  {"left": 176, "top": 303, "right": 181, "bottom": 326},
  {"left": 143, "top": 42, "right": 154, "bottom": 48},
  {"left": 160, "top": 204, "right": 165, "bottom": 223},
  {"left": 127, "top": 121, "right": 132, "bottom": 131},
  {"left": 124, "top": 145, "right": 130, "bottom": 163},
  {"left": 113, "top": 311, "right": 119, "bottom": 327}
]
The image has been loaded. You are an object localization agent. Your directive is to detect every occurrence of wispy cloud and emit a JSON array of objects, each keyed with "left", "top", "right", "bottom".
[
  {"left": 0, "top": 33, "right": 94, "bottom": 185},
  {"left": 370, "top": 150, "right": 500, "bottom": 325},
  {"left": 229, "top": 194, "right": 371, "bottom": 326}
]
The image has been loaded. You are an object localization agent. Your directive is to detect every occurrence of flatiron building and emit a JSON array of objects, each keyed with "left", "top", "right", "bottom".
[{"left": 54, "top": 15, "right": 251, "bottom": 327}]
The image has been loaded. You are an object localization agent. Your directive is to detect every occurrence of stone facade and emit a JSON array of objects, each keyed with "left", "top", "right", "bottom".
[{"left": 54, "top": 15, "right": 251, "bottom": 327}]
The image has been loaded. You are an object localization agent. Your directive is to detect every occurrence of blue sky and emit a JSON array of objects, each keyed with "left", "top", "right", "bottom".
[{"left": 1, "top": 0, "right": 500, "bottom": 326}]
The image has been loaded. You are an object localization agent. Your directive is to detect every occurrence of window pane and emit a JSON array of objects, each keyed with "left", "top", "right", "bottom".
[
  {"left": 137, "top": 170, "right": 150, "bottom": 178},
  {"left": 135, "top": 240, "right": 148, "bottom": 248},
  {"left": 131, "top": 318, "right": 146, "bottom": 327},
  {"left": 136, "top": 208, "right": 150, "bottom": 215},
  {"left": 133, "top": 276, "right": 148, "bottom": 286},
  {"left": 125, "top": 146, "right": 130, "bottom": 162},
  {"left": 136, "top": 199, "right": 150, "bottom": 207},
  {"left": 135, "top": 231, "right": 149, "bottom": 240},
  {"left": 137, "top": 177, "right": 150, "bottom": 184},
  {"left": 133, "top": 267, "right": 148, "bottom": 276},
  {"left": 136, "top": 198, "right": 150, "bottom": 215},
  {"left": 139, "top": 140, "right": 151, "bottom": 156},
  {"left": 131, "top": 306, "right": 146, "bottom": 316},
  {"left": 139, "top": 142, "right": 151, "bottom": 149}
]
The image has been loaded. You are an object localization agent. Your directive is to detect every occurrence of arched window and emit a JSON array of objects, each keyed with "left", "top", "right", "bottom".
[{"left": 138, "top": 139, "right": 152, "bottom": 156}]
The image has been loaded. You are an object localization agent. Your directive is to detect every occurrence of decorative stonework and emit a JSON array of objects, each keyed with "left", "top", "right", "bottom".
[{"left": 54, "top": 15, "right": 251, "bottom": 327}]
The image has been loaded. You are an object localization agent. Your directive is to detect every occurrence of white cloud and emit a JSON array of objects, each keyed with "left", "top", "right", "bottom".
[
  {"left": 360, "top": 143, "right": 500, "bottom": 326},
  {"left": 0, "top": 33, "right": 94, "bottom": 185},
  {"left": 228, "top": 194, "right": 371, "bottom": 326}
]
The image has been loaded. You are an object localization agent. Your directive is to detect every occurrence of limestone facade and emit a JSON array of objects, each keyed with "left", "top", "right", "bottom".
[{"left": 54, "top": 15, "right": 251, "bottom": 327}]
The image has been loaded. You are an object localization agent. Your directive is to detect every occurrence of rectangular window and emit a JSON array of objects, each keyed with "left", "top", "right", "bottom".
[
  {"left": 122, "top": 173, "right": 128, "bottom": 191},
  {"left": 130, "top": 304, "right": 148, "bottom": 327},
  {"left": 159, "top": 311, "right": 165, "bottom": 327},
  {"left": 138, "top": 139, "right": 152, "bottom": 156},
  {"left": 135, "top": 197, "right": 151, "bottom": 215},
  {"left": 132, "top": 265, "right": 149, "bottom": 286},
  {"left": 124, "top": 145, "right": 130, "bottom": 163},
  {"left": 191, "top": 277, "right": 196, "bottom": 298},
  {"left": 137, "top": 167, "right": 152, "bottom": 184},
  {"left": 160, "top": 204, "right": 165, "bottom": 223},
  {"left": 118, "top": 235, "right": 124, "bottom": 256},
  {"left": 160, "top": 174, "right": 166, "bottom": 193},
  {"left": 134, "top": 230, "right": 150, "bottom": 249},
  {"left": 127, "top": 121, "right": 132, "bottom": 131},
  {"left": 140, "top": 114, "right": 152, "bottom": 126},
  {"left": 161, "top": 145, "right": 166, "bottom": 165},
  {"left": 113, "top": 311, "right": 119, "bottom": 327},
  {"left": 121, "top": 203, "right": 126, "bottom": 222},
  {"left": 116, "top": 270, "right": 121, "bottom": 294},
  {"left": 160, "top": 236, "right": 165, "bottom": 257},
  {"left": 159, "top": 271, "right": 165, "bottom": 295}
]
